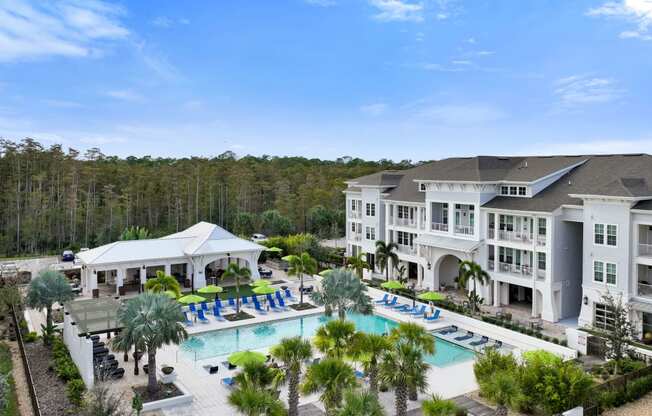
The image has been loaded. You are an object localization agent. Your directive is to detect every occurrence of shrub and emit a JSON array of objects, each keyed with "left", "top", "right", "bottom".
[
  {"left": 422, "top": 394, "right": 461, "bottom": 416},
  {"left": 473, "top": 348, "right": 518, "bottom": 385},
  {"left": 23, "top": 332, "right": 38, "bottom": 343},
  {"left": 66, "top": 378, "right": 86, "bottom": 407}
]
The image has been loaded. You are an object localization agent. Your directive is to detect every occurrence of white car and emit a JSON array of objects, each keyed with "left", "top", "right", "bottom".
[{"left": 251, "top": 233, "right": 267, "bottom": 243}]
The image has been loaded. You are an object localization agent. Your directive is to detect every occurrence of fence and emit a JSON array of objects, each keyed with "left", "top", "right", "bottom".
[
  {"left": 582, "top": 365, "right": 652, "bottom": 416},
  {"left": 10, "top": 306, "right": 41, "bottom": 416}
]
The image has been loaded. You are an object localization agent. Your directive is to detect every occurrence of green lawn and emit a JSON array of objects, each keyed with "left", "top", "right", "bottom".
[
  {"left": 181, "top": 284, "right": 258, "bottom": 302},
  {"left": 0, "top": 343, "right": 19, "bottom": 416}
]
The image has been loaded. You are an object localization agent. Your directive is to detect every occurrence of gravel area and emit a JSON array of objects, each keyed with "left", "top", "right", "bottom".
[
  {"left": 24, "top": 342, "right": 73, "bottom": 416},
  {"left": 602, "top": 392, "right": 652, "bottom": 416},
  {"left": 8, "top": 341, "right": 34, "bottom": 416}
]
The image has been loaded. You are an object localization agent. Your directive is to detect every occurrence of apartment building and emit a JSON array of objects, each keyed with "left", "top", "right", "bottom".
[{"left": 344, "top": 154, "right": 652, "bottom": 337}]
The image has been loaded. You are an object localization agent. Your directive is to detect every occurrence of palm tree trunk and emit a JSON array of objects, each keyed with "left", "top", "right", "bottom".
[
  {"left": 408, "top": 384, "right": 418, "bottom": 401},
  {"left": 494, "top": 405, "right": 508, "bottom": 416},
  {"left": 368, "top": 366, "right": 378, "bottom": 396},
  {"left": 338, "top": 305, "right": 346, "bottom": 321},
  {"left": 396, "top": 385, "right": 408, "bottom": 416},
  {"left": 299, "top": 272, "right": 304, "bottom": 305},
  {"left": 385, "top": 265, "right": 389, "bottom": 282},
  {"left": 134, "top": 351, "right": 140, "bottom": 376},
  {"left": 288, "top": 370, "right": 300, "bottom": 416},
  {"left": 45, "top": 305, "right": 52, "bottom": 345},
  {"left": 147, "top": 348, "right": 157, "bottom": 395},
  {"left": 236, "top": 276, "right": 240, "bottom": 315}
]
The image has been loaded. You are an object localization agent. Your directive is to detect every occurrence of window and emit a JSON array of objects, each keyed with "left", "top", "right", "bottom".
[
  {"left": 594, "top": 303, "right": 615, "bottom": 331},
  {"left": 442, "top": 205, "right": 448, "bottom": 224},
  {"left": 351, "top": 222, "right": 356, "bottom": 232},
  {"left": 366, "top": 203, "right": 376, "bottom": 217},
  {"left": 365, "top": 227, "right": 375, "bottom": 240},
  {"left": 499, "top": 247, "right": 514, "bottom": 264},
  {"left": 397, "top": 231, "right": 413, "bottom": 246},
  {"left": 351, "top": 200, "right": 356, "bottom": 211},
  {"left": 607, "top": 225, "right": 617, "bottom": 246},
  {"left": 518, "top": 186, "right": 527, "bottom": 196},
  {"left": 420, "top": 183, "right": 426, "bottom": 191},
  {"left": 606, "top": 263, "right": 617, "bottom": 285},
  {"left": 398, "top": 206, "right": 411, "bottom": 219},
  {"left": 538, "top": 218, "right": 547, "bottom": 236},
  {"left": 594, "top": 261, "right": 604, "bottom": 283},
  {"left": 594, "top": 224, "right": 605, "bottom": 245},
  {"left": 501, "top": 186, "right": 509, "bottom": 195},
  {"left": 509, "top": 186, "right": 517, "bottom": 195},
  {"left": 537, "top": 252, "right": 546, "bottom": 270},
  {"left": 499, "top": 215, "right": 514, "bottom": 231}
]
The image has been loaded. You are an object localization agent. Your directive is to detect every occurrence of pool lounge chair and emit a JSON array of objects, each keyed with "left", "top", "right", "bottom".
[
  {"left": 228, "top": 297, "right": 237, "bottom": 310},
  {"left": 454, "top": 331, "right": 474, "bottom": 342},
  {"left": 215, "top": 298, "right": 224, "bottom": 310},
  {"left": 253, "top": 300, "right": 268, "bottom": 315},
  {"left": 374, "top": 293, "right": 389, "bottom": 304},
  {"left": 213, "top": 306, "right": 226, "bottom": 321},
  {"left": 275, "top": 290, "right": 285, "bottom": 304},
  {"left": 395, "top": 305, "right": 412, "bottom": 313},
  {"left": 439, "top": 325, "right": 458, "bottom": 335},
  {"left": 189, "top": 303, "right": 198, "bottom": 314},
  {"left": 284, "top": 289, "right": 297, "bottom": 302},
  {"left": 197, "top": 309, "right": 210, "bottom": 324},
  {"left": 267, "top": 298, "right": 283, "bottom": 312},
  {"left": 424, "top": 309, "right": 441, "bottom": 321},
  {"left": 222, "top": 377, "right": 235, "bottom": 387},
  {"left": 183, "top": 312, "right": 194, "bottom": 326},
  {"left": 355, "top": 370, "right": 365, "bottom": 379},
  {"left": 200, "top": 301, "right": 211, "bottom": 314},
  {"left": 383, "top": 297, "right": 398, "bottom": 308},
  {"left": 410, "top": 305, "right": 426, "bottom": 317},
  {"left": 470, "top": 336, "right": 489, "bottom": 347},
  {"left": 276, "top": 294, "right": 290, "bottom": 310},
  {"left": 241, "top": 296, "right": 249, "bottom": 308},
  {"left": 493, "top": 340, "right": 503, "bottom": 349}
]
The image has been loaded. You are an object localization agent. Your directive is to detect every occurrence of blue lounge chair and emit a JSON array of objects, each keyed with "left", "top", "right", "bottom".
[
  {"left": 183, "top": 312, "right": 193, "bottom": 326},
  {"left": 284, "top": 289, "right": 297, "bottom": 302},
  {"left": 197, "top": 309, "right": 210, "bottom": 324},
  {"left": 383, "top": 297, "right": 398, "bottom": 308},
  {"left": 398, "top": 305, "right": 415, "bottom": 313},
  {"left": 470, "top": 336, "right": 489, "bottom": 347},
  {"left": 392, "top": 303, "right": 409, "bottom": 310},
  {"left": 410, "top": 305, "right": 426, "bottom": 317},
  {"left": 200, "top": 301, "right": 211, "bottom": 314},
  {"left": 454, "top": 331, "right": 474, "bottom": 342},
  {"left": 374, "top": 293, "right": 389, "bottom": 304},
  {"left": 213, "top": 306, "right": 225, "bottom": 321},
  {"left": 215, "top": 298, "right": 224, "bottom": 310},
  {"left": 355, "top": 370, "right": 365, "bottom": 379},
  {"left": 267, "top": 298, "right": 283, "bottom": 313},
  {"left": 424, "top": 309, "right": 441, "bottom": 321},
  {"left": 222, "top": 377, "right": 235, "bottom": 387},
  {"left": 228, "top": 297, "right": 237, "bottom": 310},
  {"left": 493, "top": 340, "right": 503, "bottom": 349},
  {"left": 189, "top": 303, "right": 198, "bottom": 314},
  {"left": 276, "top": 295, "right": 290, "bottom": 310},
  {"left": 253, "top": 300, "right": 268, "bottom": 315},
  {"left": 241, "top": 296, "right": 250, "bottom": 308},
  {"left": 439, "top": 325, "right": 458, "bottom": 335},
  {"left": 275, "top": 290, "right": 284, "bottom": 303}
]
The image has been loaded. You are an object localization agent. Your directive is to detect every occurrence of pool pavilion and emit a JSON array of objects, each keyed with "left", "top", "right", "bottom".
[{"left": 76, "top": 222, "right": 266, "bottom": 298}]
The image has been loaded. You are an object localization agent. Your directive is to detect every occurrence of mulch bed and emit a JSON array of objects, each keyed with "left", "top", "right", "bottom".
[
  {"left": 24, "top": 342, "right": 73, "bottom": 416},
  {"left": 133, "top": 381, "right": 183, "bottom": 403},
  {"left": 290, "top": 303, "right": 317, "bottom": 311},
  {"left": 224, "top": 311, "right": 256, "bottom": 321}
]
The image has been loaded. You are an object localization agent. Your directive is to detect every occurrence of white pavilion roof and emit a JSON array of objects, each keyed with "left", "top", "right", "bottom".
[{"left": 76, "top": 222, "right": 265, "bottom": 267}]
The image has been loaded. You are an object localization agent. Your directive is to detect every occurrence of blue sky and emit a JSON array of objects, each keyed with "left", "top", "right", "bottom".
[{"left": 1, "top": 0, "right": 651, "bottom": 161}]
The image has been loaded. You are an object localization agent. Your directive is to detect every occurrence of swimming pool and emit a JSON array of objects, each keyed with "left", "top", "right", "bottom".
[{"left": 180, "top": 312, "right": 476, "bottom": 367}]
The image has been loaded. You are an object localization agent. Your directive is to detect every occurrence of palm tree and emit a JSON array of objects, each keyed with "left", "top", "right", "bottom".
[
  {"left": 379, "top": 343, "right": 430, "bottom": 416},
  {"left": 302, "top": 358, "right": 357, "bottom": 416},
  {"left": 271, "top": 337, "right": 313, "bottom": 416},
  {"left": 310, "top": 268, "right": 372, "bottom": 320},
  {"left": 115, "top": 293, "right": 187, "bottom": 394},
  {"left": 421, "top": 394, "right": 460, "bottom": 416},
  {"left": 313, "top": 320, "right": 358, "bottom": 359},
  {"left": 234, "top": 361, "right": 285, "bottom": 391},
  {"left": 111, "top": 328, "right": 145, "bottom": 376},
  {"left": 144, "top": 270, "right": 181, "bottom": 298},
  {"left": 390, "top": 322, "right": 435, "bottom": 401},
  {"left": 346, "top": 253, "right": 369, "bottom": 279},
  {"left": 480, "top": 371, "right": 519, "bottom": 416},
  {"left": 375, "top": 241, "right": 398, "bottom": 282},
  {"left": 338, "top": 389, "right": 385, "bottom": 416},
  {"left": 119, "top": 226, "right": 150, "bottom": 240},
  {"left": 222, "top": 262, "right": 251, "bottom": 315},
  {"left": 228, "top": 387, "right": 287, "bottom": 416},
  {"left": 284, "top": 252, "right": 317, "bottom": 306},
  {"left": 349, "top": 333, "right": 392, "bottom": 395},
  {"left": 25, "top": 269, "right": 74, "bottom": 345},
  {"left": 458, "top": 260, "right": 490, "bottom": 312}
]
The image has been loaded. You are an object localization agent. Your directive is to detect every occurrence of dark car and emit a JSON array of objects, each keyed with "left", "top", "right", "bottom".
[{"left": 62, "top": 250, "right": 75, "bottom": 262}]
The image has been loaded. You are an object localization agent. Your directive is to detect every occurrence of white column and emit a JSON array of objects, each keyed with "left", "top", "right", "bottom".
[
  {"left": 493, "top": 280, "right": 500, "bottom": 307},
  {"left": 249, "top": 252, "right": 261, "bottom": 281},
  {"left": 116, "top": 268, "right": 124, "bottom": 295},
  {"left": 164, "top": 263, "right": 172, "bottom": 276},
  {"left": 417, "top": 264, "right": 423, "bottom": 288},
  {"left": 139, "top": 267, "right": 147, "bottom": 285},
  {"left": 448, "top": 204, "right": 455, "bottom": 235}
]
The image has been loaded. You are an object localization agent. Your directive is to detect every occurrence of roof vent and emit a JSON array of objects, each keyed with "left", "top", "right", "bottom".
[{"left": 523, "top": 160, "right": 528, "bottom": 168}]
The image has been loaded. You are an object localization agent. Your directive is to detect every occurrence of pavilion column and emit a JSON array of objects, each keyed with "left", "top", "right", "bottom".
[
  {"left": 116, "top": 268, "right": 124, "bottom": 296},
  {"left": 164, "top": 263, "right": 172, "bottom": 277},
  {"left": 248, "top": 252, "right": 261, "bottom": 281},
  {"left": 139, "top": 267, "right": 147, "bottom": 292},
  {"left": 417, "top": 264, "right": 423, "bottom": 288}
]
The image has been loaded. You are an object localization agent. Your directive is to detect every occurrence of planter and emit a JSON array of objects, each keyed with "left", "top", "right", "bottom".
[{"left": 159, "top": 366, "right": 177, "bottom": 384}]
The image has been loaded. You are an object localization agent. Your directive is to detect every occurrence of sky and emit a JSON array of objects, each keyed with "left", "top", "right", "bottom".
[{"left": 1, "top": 0, "right": 651, "bottom": 161}]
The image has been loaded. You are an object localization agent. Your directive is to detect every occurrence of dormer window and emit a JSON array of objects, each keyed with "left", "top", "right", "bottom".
[
  {"left": 419, "top": 183, "right": 426, "bottom": 191},
  {"left": 500, "top": 185, "right": 528, "bottom": 197},
  {"left": 509, "top": 186, "right": 517, "bottom": 195},
  {"left": 500, "top": 186, "right": 509, "bottom": 195},
  {"left": 518, "top": 186, "right": 526, "bottom": 196}
]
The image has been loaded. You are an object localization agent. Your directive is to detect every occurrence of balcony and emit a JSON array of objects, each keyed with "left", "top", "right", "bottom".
[
  {"left": 487, "top": 259, "right": 495, "bottom": 271},
  {"left": 455, "top": 225, "right": 474, "bottom": 236},
  {"left": 397, "top": 245, "right": 417, "bottom": 256},
  {"left": 536, "top": 268, "right": 546, "bottom": 280},
  {"left": 497, "top": 230, "right": 532, "bottom": 244},
  {"left": 431, "top": 222, "right": 449, "bottom": 232},
  {"left": 498, "top": 262, "right": 532, "bottom": 277},
  {"left": 536, "top": 235, "right": 546, "bottom": 247},
  {"left": 349, "top": 211, "right": 362, "bottom": 220},
  {"left": 351, "top": 233, "right": 362, "bottom": 242},
  {"left": 488, "top": 228, "right": 495, "bottom": 239},
  {"left": 639, "top": 282, "right": 652, "bottom": 298},
  {"left": 394, "top": 217, "right": 417, "bottom": 228},
  {"left": 639, "top": 244, "right": 652, "bottom": 257}
]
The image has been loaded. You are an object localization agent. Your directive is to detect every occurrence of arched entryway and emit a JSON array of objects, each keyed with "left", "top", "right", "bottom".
[
  {"left": 436, "top": 254, "right": 462, "bottom": 291},
  {"left": 204, "top": 256, "right": 254, "bottom": 286}
]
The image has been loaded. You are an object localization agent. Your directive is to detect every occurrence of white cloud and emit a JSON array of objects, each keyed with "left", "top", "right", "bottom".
[
  {"left": 152, "top": 16, "right": 172, "bottom": 28},
  {"left": 360, "top": 103, "right": 388, "bottom": 116},
  {"left": 475, "top": 50, "right": 495, "bottom": 56},
  {"left": 105, "top": 89, "right": 144, "bottom": 102},
  {"left": 369, "top": 0, "right": 423, "bottom": 22},
  {"left": 413, "top": 104, "right": 507, "bottom": 125},
  {"left": 451, "top": 59, "right": 472, "bottom": 65},
  {"left": 554, "top": 75, "right": 625, "bottom": 107},
  {"left": 305, "top": 0, "right": 337, "bottom": 6},
  {"left": 41, "top": 99, "right": 83, "bottom": 108},
  {"left": 179, "top": 18, "right": 190, "bottom": 25},
  {"left": 0, "top": 0, "right": 128, "bottom": 62},
  {"left": 588, "top": 0, "right": 652, "bottom": 40}
]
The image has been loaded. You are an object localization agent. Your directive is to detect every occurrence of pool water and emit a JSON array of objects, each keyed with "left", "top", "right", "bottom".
[{"left": 180, "top": 313, "right": 475, "bottom": 367}]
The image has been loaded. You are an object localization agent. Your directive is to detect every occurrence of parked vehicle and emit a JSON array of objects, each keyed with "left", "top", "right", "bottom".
[
  {"left": 62, "top": 250, "right": 75, "bottom": 262},
  {"left": 251, "top": 233, "right": 267, "bottom": 243}
]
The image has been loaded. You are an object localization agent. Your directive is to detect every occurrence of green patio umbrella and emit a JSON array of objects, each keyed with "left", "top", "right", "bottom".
[
  {"left": 252, "top": 279, "right": 271, "bottom": 287},
  {"left": 228, "top": 350, "right": 267, "bottom": 366},
  {"left": 381, "top": 281, "right": 405, "bottom": 290},
  {"left": 265, "top": 247, "right": 283, "bottom": 253},
  {"left": 318, "top": 269, "right": 333, "bottom": 277},
  {"left": 281, "top": 255, "right": 293, "bottom": 262},
  {"left": 178, "top": 294, "right": 206, "bottom": 305},
  {"left": 163, "top": 290, "right": 178, "bottom": 299},
  {"left": 198, "top": 284, "right": 223, "bottom": 300},
  {"left": 252, "top": 285, "right": 277, "bottom": 295},
  {"left": 417, "top": 291, "right": 446, "bottom": 302}
]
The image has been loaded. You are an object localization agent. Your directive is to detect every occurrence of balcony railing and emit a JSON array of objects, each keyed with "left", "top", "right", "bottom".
[
  {"left": 351, "top": 233, "right": 362, "bottom": 241},
  {"left": 498, "top": 262, "right": 532, "bottom": 277},
  {"left": 536, "top": 235, "right": 546, "bottom": 246},
  {"left": 639, "top": 243, "right": 652, "bottom": 257},
  {"left": 497, "top": 230, "right": 532, "bottom": 243},
  {"left": 431, "top": 222, "right": 449, "bottom": 232},
  {"left": 488, "top": 228, "right": 495, "bottom": 239},
  {"left": 638, "top": 282, "right": 652, "bottom": 298},
  {"left": 394, "top": 217, "right": 417, "bottom": 228},
  {"left": 455, "top": 225, "right": 474, "bottom": 235},
  {"left": 487, "top": 259, "right": 495, "bottom": 271},
  {"left": 397, "top": 245, "right": 417, "bottom": 256},
  {"left": 349, "top": 211, "right": 362, "bottom": 219},
  {"left": 536, "top": 268, "right": 546, "bottom": 280}
]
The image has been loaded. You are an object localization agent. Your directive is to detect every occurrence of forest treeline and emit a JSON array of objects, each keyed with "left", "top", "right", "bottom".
[{"left": 0, "top": 139, "right": 414, "bottom": 257}]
